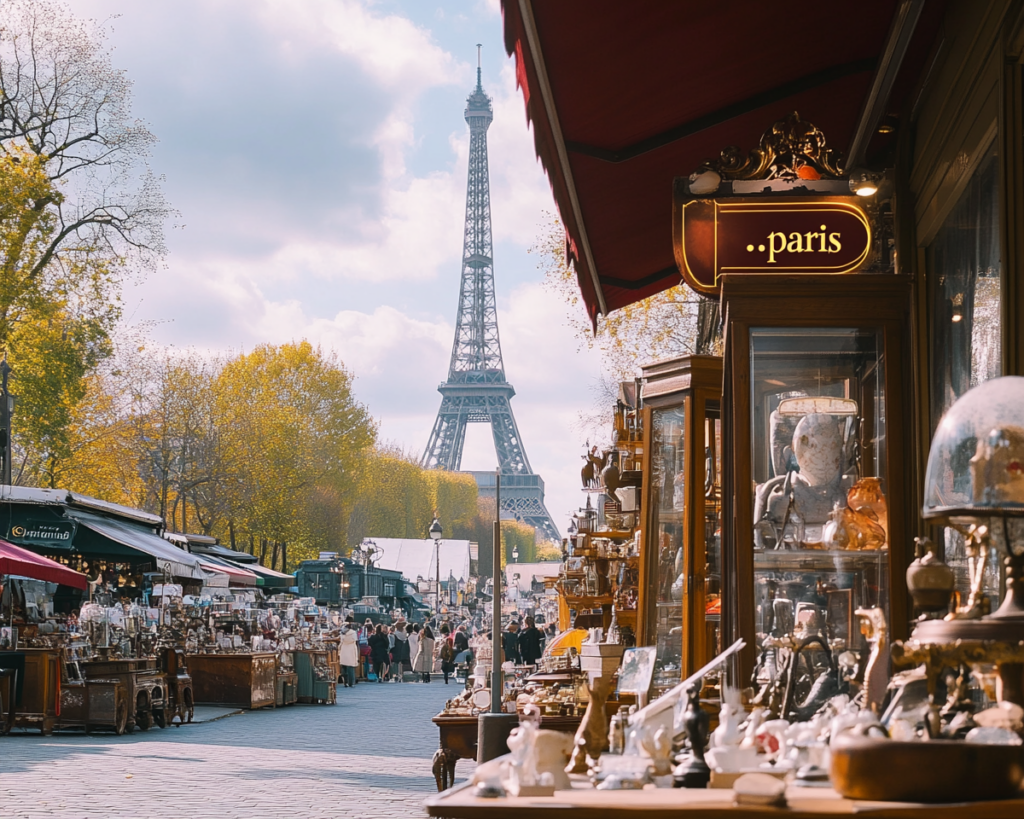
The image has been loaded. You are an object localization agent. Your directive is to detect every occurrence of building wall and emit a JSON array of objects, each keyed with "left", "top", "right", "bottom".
[{"left": 903, "top": 0, "right": 1024, "bottom": 582}]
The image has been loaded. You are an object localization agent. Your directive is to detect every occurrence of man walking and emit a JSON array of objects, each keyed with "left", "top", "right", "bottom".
[
  {"left": 502, "top": 620, "right": 522, "bottom": 665},
  {"left": 518, "top": 615, "right": 544, "bottom": 667}
]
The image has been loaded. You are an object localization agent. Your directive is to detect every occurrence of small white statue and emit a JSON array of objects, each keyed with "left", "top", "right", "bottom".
[
  {"left": 639, "top": 725, "right": 674, "bottom": 777},
  {"left": 705, "top": 687, "right": 760, "bottom": 773},
  {"left": 507, "top": 705, "right": 572, "bottom": 796}
]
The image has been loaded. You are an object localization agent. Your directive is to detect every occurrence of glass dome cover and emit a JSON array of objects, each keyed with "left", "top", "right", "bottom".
[{"left": 923, "top": 376, "right": 1024, "bottom": 519}]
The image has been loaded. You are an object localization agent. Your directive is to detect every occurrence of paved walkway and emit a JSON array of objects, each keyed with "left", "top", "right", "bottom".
[{"left": 0, "top": 678, "right": 475, "bottom": 819}]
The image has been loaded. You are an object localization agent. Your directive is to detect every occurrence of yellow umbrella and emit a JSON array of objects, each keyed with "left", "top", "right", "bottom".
[{"left": 543, "top": 628, "right": 587, "bottom": 657}]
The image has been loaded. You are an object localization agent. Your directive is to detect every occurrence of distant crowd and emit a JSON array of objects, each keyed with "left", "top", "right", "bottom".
[{"left": 335, "top": 615, "right": 557, "bottom": 686}]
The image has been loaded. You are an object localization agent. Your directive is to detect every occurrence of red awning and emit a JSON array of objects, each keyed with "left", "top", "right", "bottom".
[
  {"left": 198, "top": 559, "right": 258, "bottom": 587},
  {"left": 0, "top": 539, "right": 88, "bottom": 590},
  {"left": 502, "top": 0, "right": 943, "bottom": 322}
]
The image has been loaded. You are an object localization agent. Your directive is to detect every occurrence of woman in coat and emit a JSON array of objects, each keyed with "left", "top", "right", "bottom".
[
  {"left": 413, "top": 625, "right": 436, "bottom": 683},
  {"left": 339, "top": 620, "right": 359, "bottom": 688},
  {"left": 368, "top": 623, "right": 391, "bottom": 683},
  {"left": 392, "top": 622, "right": 411, "bottom": 683}
]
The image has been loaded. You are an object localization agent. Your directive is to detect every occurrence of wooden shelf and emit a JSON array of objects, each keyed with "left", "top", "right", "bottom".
[
  {"left": 754, "top": 548, "right": 887, "bottom": 572},
  {"left": 580, "top": 530, "right": 635, "bottom": 541},
  {"left": 562, "top": 594, "right": 614, "bottom": 608}
]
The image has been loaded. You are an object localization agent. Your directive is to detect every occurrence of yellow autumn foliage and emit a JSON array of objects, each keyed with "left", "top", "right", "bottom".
[{"left": 346, "top": 448, "right": 479, "bottom": 545}]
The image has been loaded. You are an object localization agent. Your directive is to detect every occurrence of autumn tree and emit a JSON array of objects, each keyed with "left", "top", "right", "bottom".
[
  {"left": 460, "top": 496, "right": 540, "bottom": 576},
  {"left": 0, "top": 1, "right": 171, "bottom": 477},
  {"left": 346, "top": 447, "right": 478, "bottom": 545},
  {"left": 214, "top": 342, "right": 375, "bottom": 570},
  {"left": 8, "top": 308, "right": 110, "bottom": 486}
]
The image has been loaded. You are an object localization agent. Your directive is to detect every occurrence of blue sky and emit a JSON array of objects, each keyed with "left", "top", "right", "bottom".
[{"left": 74, "top": 0, "right": 606, "bottom": 535}]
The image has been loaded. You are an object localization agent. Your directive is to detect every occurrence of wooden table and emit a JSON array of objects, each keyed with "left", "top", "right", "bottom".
[
  {"left": 425, "top": 780, "right": 1024, "bottom": 818},
  {"left": 187, "top": 652, "right": 277, "bottom": 709}
]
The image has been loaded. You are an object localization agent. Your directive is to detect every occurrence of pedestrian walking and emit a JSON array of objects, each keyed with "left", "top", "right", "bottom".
[
  {"left": 438, "top": 624, "right": 456, "bottom": 684},
  {"left": 502, "top": 619, "right": 522, "bottom": 665},
  {"left": 518, "top": 615, "right": 544, "bottom": 667},
  {"left": 339, "top": 618, "right": 359, "bottom": 688},
  {"left": 368, "top": 623, "right": 390, "bottom": 682},
  {"left": 393, "top": 621, "right": 411, "bottom": 682},
  {"left": 359, "top": 619, "right": 373, "bottom": 679},
  {"left": 409, "top": 623, "right": 421, "bottom": 679},
  {"left": 414, "top": 625, "right": 436, "bottom": 683},
  {"left": 453, "top": 623, "right": 473, "bottom": 669}
]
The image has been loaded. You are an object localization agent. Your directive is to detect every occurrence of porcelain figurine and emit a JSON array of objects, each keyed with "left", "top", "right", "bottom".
[
  {"left": 639, "top": 724, "right": 674, "bottom": 778},
  {"left": 855, "top": 606, "right": 889, "bottom": 714},
  {"left": 532, "top": 730, "right": 574, "bottom": 790},
  {"left": 507, "top": 707, "right": 556, "bottom": 796},
  {"left": 705, "top": 687, "right": 759, "bottom": 773},
  {"left": 673, "top": 683, "right": 711, "bottom": 788}
]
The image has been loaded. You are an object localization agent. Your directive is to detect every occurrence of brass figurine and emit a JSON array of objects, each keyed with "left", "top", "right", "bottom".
[{"left": 566, "top": 673, "right": 615, "bottom": 774}]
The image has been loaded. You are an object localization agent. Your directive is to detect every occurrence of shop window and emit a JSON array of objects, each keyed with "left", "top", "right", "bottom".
[{"left": 927, "top": 142, "right": 1002, "bottom": 595}]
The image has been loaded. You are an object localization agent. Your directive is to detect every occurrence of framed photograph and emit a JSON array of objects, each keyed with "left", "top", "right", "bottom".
[
  {"left": 826, "top": 589, "right": 854, "bottom": 646},
  {"left": 0, "top": 626, "right": 16, "bottom": 650},
  {"left": 616, "top": 646, "right": 657, "bottom": 699}
]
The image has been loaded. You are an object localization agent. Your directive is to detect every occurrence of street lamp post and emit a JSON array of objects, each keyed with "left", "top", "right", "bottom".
[
  {"left": 358, "top": 539, "right": 379, "bottom": 602},
  {"left": 429, "top": 516, "right": 442, "bottom": 621}
]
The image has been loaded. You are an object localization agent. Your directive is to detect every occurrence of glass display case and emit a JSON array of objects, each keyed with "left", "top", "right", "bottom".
[
  {"left": 638, "top": 355, "right": 722, "bottom": 695},
  {"left": 720, "top": 275, "right": 912, "bottom": 693}
]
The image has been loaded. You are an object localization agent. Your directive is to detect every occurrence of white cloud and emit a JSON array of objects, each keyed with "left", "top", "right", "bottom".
[{"left": 257, "top": 0, "right": 461, "bottom": 93}]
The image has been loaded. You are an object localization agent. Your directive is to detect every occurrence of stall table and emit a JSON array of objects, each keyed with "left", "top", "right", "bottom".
[
  {"left": 0, "top": 648, "right": 59, "bottom": 734},
  {"left": 425, "top": 779, "right": 1024, "bottom": 819},
  {"left": 187, "top": 652, "right": 277, "bottom": 709},
  {"left": 295, "top": 649, "right": 337, "bottom": 704},
  {"left": 80, "top": 657, "right": 164, "bottom": 731}
]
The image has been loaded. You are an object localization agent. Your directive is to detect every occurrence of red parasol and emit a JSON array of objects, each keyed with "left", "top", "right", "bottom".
[{"left": 0, "top": 538, "right": 88, "bottom": 590}]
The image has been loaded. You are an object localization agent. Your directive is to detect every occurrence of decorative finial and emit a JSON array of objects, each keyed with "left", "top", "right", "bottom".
[{"left": 476, "top": 43, "right": 482, "bottom": 90}]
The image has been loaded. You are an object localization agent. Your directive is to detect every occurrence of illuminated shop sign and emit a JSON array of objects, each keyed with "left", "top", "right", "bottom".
[{"left": 673, "top": 198, "right": 872, "bottom": 296}]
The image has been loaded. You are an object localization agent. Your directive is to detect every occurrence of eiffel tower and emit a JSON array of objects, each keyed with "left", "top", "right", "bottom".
[{"left": 422, "top": 50, "right": 559, "bottom": 542}]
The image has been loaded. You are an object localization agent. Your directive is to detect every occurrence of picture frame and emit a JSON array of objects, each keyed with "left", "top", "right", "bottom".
[
  {"left": 616, "top": 646, "right": 657, "bottom": 701},
  {"left": 826, "top": 588, "right": 854, "bottom": 646}
]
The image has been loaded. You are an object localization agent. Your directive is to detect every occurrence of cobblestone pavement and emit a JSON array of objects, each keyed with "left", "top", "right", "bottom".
[{"left": 0, "top": 678, "right": 476, "bottom": 819}]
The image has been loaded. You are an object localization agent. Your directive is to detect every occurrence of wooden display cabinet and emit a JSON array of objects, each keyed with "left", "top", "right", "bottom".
[
  {"left": 0, "top": 648, "right": 60, "bottom": 734},
  {"left": 719, "top": 275, "right": 912, "bottom": 685},
  {"left": 187, "top": 652, "right": 277, "bottom": 709},
  {"left": 638, "top": 355, "right": 723, "bottom": 695}
]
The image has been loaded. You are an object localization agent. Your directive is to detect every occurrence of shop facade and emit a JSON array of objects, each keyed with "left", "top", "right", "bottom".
[
  {"left": 427, "top": 1, "right": 1024, "bottom": 813},
  {"left": 499, "top": 0, "right": 1024, "bottom": 688}
]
